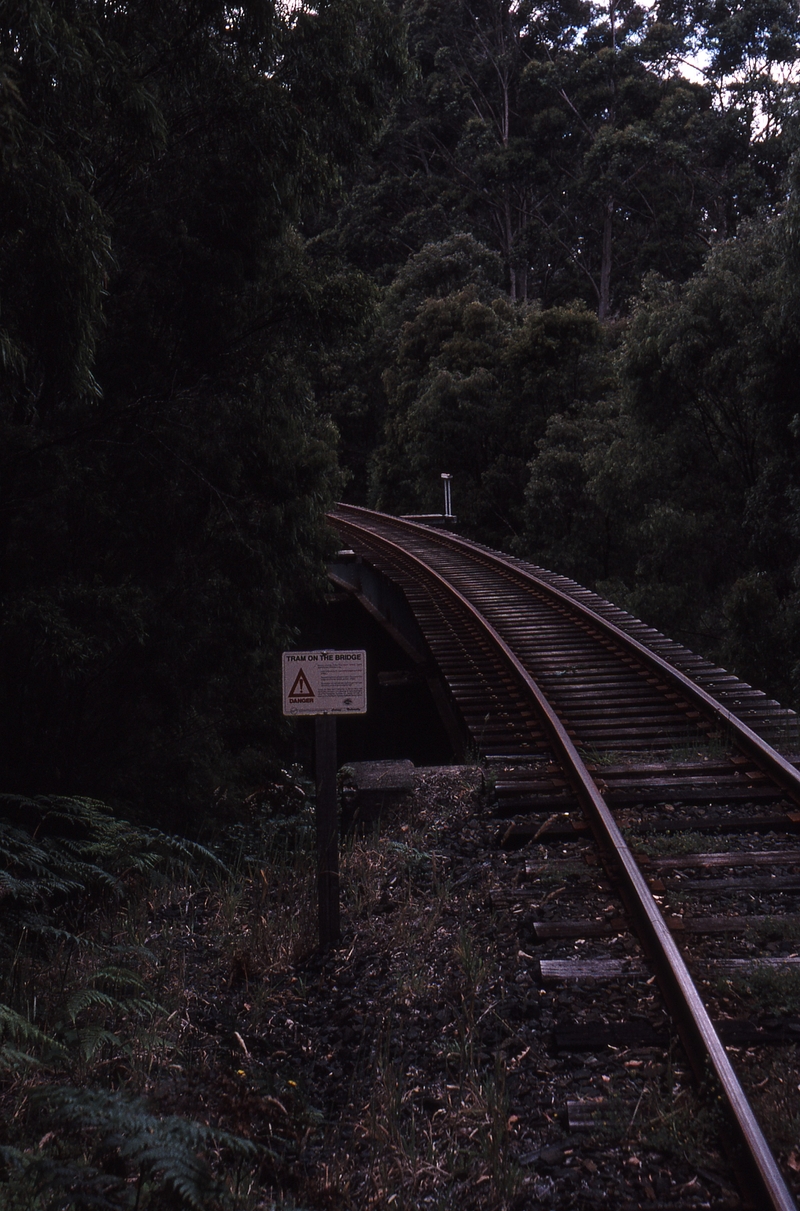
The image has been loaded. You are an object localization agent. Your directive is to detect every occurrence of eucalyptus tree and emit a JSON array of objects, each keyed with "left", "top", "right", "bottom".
[{"left": 333, "top": 0, "right": 779, "bottom": 316}]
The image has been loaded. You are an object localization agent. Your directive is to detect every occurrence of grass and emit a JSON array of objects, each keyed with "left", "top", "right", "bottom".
[
  {"left": 578, "top": 744, "right": 620, "bottom": 768},
  {"left": 718, "top": 966, "right": 800, "bottom": 1016},
  {"left": 738, "top": 1047, "right": 800, "bottom": 1153},
  {"left": 632, "top": 1056, "right": 726, "bottom": 1167},
  {"left": 743, "top": 917, "right": 800, "bottom": 945},
  {"left": 663, "top": 716, "right": 737, "bottom": 761},
  {"left": 331, "top": 826, "right": 523, "bottom": 1208},
  {"left": 363, "top": 1048, "right": 520, "bottom": 1209},
  {"left": 630, "top": 830, "right": 722, "bottom": 858}
]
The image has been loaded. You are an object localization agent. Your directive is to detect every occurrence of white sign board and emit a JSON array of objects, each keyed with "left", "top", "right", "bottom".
[{"left": 282, "top": 650, "right": 367, "bottom": 716}]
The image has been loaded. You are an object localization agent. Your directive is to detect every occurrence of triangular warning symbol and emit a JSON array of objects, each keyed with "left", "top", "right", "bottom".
[{"left": 289, "top": 668, "right": 314, "bottom": 698}]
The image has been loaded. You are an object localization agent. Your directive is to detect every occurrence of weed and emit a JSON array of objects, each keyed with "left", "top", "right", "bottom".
[
  {"left": 744, "top": 917, "right": 800, "bottom": 945},
  {"left": 580, "top": 745, "right": 620, "bottom": 767},
  {"left": 664, "top": 724, "right": 734, "bottom": 764},
  {"left": 635, "top": 1079, "right": 725, "bottom": 1166},
  {"left": 590, "top": 1046, "right": 727, "bottom": 1170},
  {"left": 532, "top": 856, "right": 585, "bottom": 886},
  {"left": 724, "top": 966, "right": 800, "bottom": 1015},
  {"left": 453, "top": 929, "right": 486, "bottom": 1074},
  {"left": 633, "top": 831, "right": 719, "bottom": 858},
  {"left": 477, "top": 1055, "right": 519, "bottom": 1197}
]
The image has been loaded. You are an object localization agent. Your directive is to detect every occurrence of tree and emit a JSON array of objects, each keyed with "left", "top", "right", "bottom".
[
  {"left": 368, "top": 235, "right": 611, "bottom": 544},
  {"left": 520, "top": 197, "right": 800, "bottom": 703},
  {"left": 0, "top": 0, "right": 406, "bottom": 824},
  {"left": 330, "top": 0, "right": 777, "bottom": 316}
]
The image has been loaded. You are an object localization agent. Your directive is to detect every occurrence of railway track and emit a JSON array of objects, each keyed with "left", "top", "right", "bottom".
[{"left": 328, "top": 502, "right": 800, "bottom": 1210}]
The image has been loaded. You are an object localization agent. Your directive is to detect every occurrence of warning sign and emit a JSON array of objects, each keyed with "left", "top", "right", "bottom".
[
  {"left": 287, "top": 668, "right": 315, "bottom": 702},
  {"left": 282, "top": 650, "right": 367, "bottom": 716}
]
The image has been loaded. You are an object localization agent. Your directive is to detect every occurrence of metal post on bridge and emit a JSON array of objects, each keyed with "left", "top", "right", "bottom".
[{"left": 441, "top": 472, "right": 452, "bottom": 519}]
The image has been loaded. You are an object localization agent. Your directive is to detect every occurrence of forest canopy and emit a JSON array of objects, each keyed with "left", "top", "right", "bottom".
[{"left": 3, "top": 0, "right": 800, "bottom": 822}]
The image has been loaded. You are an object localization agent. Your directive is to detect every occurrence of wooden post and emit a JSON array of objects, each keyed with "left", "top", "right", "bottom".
[{"left": 315, "top": 714, "right": 340, "bottom": 949}]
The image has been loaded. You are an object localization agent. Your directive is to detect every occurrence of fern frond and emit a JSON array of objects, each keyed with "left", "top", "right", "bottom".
[
  {"left": 106, "top": 941, "right": 156, "bottom": 964},
  {"left": 21, "top": 1155, "right": 125, "bottom": 1210},
  {"left": 0, "top": 870, "right": 48, "bottom": 903},
  {"left": 90, "top": 965, "right": 149, "bottom": 995},
  {"left": 69, "top": 1026, "right": 123, "bottom": 1061},
  {"left": 0, "top": 1142, "right": 26, "bottom": 1168},
  {"left": 40, "top": 1087, "right": 261, "bottom": 1209},
  {"left": 0, "top": 794, "right": 230, "bottom": 904},
  {"left": 0, "top": 824, "right": 85, "bottom": 892},
  {"left": 135, "top": 830, "right": 231, "bottom": 880},
  {"left": 0, "top": 1045, "right": 43, "bottom": 1070},
  {"left": 0, "top": 1004, "right": 59, "bottom": 1048},
  {"left": 61, "top": 968, "right": 163, "bottom": 1033},
  {"left": 24, "top": 921, "right": 102, "bottom": 949},
  {"left": 0, "top": 1003, "right": 67, "bottom": 1065},
  {"left": 64, "top": 988, "right": 117, "bottom": 1020}
]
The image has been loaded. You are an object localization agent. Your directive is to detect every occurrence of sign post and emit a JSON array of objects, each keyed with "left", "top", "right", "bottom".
[
  {"left": 282, "top": 650, "right": 367, "bottom": 949},
  {"left": 314, "top": 714, "right": 338, "bottom": 947}
]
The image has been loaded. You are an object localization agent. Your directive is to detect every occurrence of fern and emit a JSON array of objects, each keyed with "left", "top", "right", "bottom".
[
  {"left": 84, "top": 966, "right": 151, "bottom": 998},
  {"left": 0, "top": 796, "right": 265, "bottom": 1205},
  {"left": 21, "top": 923, "right": 103, "bottom": 950},
  {"left": 0, "top": 823, "right": 90, "bottom": 899},
  {"left": 0, "top": 794, "right": 222, "bottom": 1090},
  {"left": 0, "top": 1003, "right": 66, "bottom": 1070},
  {"left": 65, "top": 967, "right": 158, "bottom": 1019},
  {"left": 0, "top": 795, "right": 229, "bottom": 906},
  {"left": 53, "top": 967, "right": 163, "bottom": 1064},
  {"left": 64, "top": 989, "right": 117, "bottom": 1020},
  {"left": 0, "top": 794, "right": 230, "bottom": 981},
  {"left": 0, "top": 1146, "right": 129, "bottom": 1210},
  {"left": 30, "top": 1086, "right": 262, "bottom": 1210}
]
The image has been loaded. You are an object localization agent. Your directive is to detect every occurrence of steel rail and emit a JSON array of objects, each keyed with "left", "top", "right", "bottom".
[
  {"left": 332, "top": 504, "right": 800, "bottom": 805},
  {"left": 329, "top": 505, "right": 797, "bottom": 1211}
]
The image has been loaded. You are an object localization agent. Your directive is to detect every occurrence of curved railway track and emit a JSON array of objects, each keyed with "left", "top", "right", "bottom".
[{"left": 328, "top": 502, "right": 800, "bottom": 1211}]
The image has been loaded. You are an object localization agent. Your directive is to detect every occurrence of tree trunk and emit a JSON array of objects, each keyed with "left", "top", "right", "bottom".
[
  {"left": 504, "top": 195, "right": 517, "bottom": 300},
  {"left": 599, "top": 196, "right": 613, "bottom": 320}
]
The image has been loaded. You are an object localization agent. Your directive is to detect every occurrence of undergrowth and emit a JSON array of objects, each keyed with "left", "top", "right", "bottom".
[
  {"left": 2, "top": 764, "right": 764, "bottom": 1209},
  {"left": 0, "top": 782, "right": 318, "bottom": 1210}
]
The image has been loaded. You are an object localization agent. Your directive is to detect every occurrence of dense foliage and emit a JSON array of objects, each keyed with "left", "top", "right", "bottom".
[
  {"left": 546, "top": 206, "right": 800, "bottom": 703},
  {"left": 0, "top": 0, "right": 405, "bottom": 823}
]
